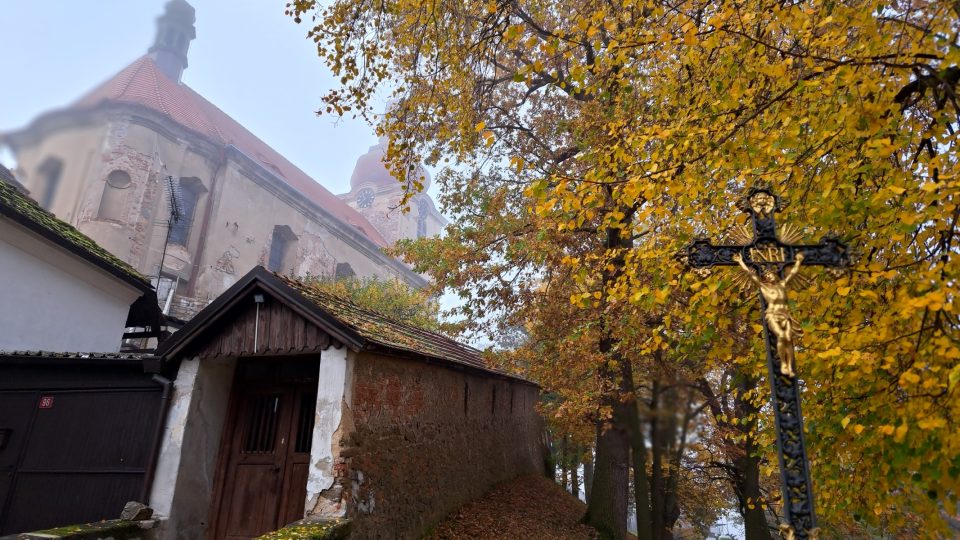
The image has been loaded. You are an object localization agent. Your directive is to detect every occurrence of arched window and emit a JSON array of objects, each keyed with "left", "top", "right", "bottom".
[
  {"left": 36, "top": 158, "right": 63, "bottom": 209},
  {"left": 268, "top": 225, "right": 298, "bottom": 273},
  {"left": 97, "top": 170, "right": 132, "bottom": 221},
  {"left": 168, "top": 177, "right": 205, "bottom": 247}
]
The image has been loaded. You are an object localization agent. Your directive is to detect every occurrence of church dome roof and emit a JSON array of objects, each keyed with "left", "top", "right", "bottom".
[{"left": 349, "top": 139, "right": 431, "bottom": 192}]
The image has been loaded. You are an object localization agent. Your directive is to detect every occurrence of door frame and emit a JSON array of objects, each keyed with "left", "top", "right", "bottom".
[{"left": 205, "top": 357, "right": 319, "bottom": 540}]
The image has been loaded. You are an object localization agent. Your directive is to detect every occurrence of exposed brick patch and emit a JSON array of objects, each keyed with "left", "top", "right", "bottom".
[{"left": 78, "top": 120, "right": 159, "bottom": 268}]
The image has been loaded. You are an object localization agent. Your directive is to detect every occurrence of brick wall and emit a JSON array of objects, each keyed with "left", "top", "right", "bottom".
[{"left": 341, "top": 352, "right": 545, "bottom": 538}]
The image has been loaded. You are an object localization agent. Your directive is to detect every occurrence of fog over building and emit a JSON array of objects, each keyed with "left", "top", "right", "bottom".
[{"left": 0, "top": 0, "right": 446, "bottom": 322}]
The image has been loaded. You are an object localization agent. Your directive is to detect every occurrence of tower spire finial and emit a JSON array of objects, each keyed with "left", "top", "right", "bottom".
[{"left": 147, "top": 0, "right": 196, "bottom": 82}]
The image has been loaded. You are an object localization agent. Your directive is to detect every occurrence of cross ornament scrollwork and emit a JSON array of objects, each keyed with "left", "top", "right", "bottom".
[{"left": 684, "top": 187, "right": 850, "bottom": 539}]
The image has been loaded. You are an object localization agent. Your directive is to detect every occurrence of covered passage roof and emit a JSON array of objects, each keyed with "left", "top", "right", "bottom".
[{"left": 156, "top": 266, "right": 535, "bottom": 386}]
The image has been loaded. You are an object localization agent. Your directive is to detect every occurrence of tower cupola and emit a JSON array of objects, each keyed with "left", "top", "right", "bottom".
[
  {"left": 349, "top": 137, "right": 432, "bottom": 193},
  {"left": 148, "top": 0, "right": 196, "bottom": 82}
]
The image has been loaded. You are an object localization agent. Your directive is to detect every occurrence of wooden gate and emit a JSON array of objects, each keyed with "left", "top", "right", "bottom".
[
  {"left": 209, "top": 358, "right": 319, "bottom": 540},
  {"left": 0, "top": 355, "right": 164, "bottom": 534}
]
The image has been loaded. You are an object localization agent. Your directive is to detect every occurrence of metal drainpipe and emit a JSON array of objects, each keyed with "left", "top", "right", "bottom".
[
  {"left": 141, "top": 372, "right": 174, "bottom": 504},
  {"left": 186, "top": 146, "right": 227, "bottom": 296}
]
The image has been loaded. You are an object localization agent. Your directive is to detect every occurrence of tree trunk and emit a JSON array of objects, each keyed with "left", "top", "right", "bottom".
[
  {"left": 583, "top": 450, "right": 594, "bottom": 503},
  {"left": 732, "top": 370, "right": 773, "bottom": 540},
  {"left": 648, "top": 376, "right": 685, "bottom": 540},
  {"left": 650, "top": 381, "right": 664, "bottom": 540},
  {"left": 735, "top": 449, "right": 773, "bottom": 540},
  {"left": 571, "top": 443, "right": 580, "bottom": 497},
  {"left": 550, "top": 430, "right": 559, "bottom": 480},
  {"left": 560, "top": 435, "right": 569, "bottom": 490},
  {"left": 697, "top": 366, "right": 774, "bottom": 540},
  {"left": 627, "top": 371, "right": 654, "bottom": 540},
  {"left": 584, "top": 204, "right": 639, "bottom": 539},
  {"left": 586, "top": 395, "right": 630, "bottom": 539},
  {"left": 663, "top": 391, "right": 696, "bottom": 538}
]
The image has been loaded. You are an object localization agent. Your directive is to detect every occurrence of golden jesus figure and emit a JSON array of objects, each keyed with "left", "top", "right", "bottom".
[{"left": 733, "top": 252, "right": 805, "bottom": 377}]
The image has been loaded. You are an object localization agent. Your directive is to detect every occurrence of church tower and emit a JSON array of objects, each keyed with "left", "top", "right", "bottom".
[
  {"left": 340, "top": 138, "right": 447, "bottom": 245},
  {"left": 147, "top": 0, "right": 196, "bottom": 82}
]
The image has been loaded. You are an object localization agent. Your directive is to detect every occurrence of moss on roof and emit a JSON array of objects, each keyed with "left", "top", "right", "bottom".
[
  {"left": 274, "top": 272, "right": 530, "bottom": 383},
  {"left": 0, "top": 177, "right": 149, "bottom": 287},
  {"left": 0, "top": 165, "right": 18, "bottom": 186}
]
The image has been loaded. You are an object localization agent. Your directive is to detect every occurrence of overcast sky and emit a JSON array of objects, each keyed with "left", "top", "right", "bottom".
[{"left": 0, "top": 0, "right": 387, "bottom": 196}]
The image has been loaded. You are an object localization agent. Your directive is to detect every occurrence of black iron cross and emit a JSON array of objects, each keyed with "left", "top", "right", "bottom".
[{"left": 685, "top": 187, "right": 849, "bottom": 540}]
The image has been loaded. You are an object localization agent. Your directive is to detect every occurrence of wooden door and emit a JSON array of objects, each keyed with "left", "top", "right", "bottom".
[{"left": 211, "top": 360, "right": 318, "bottom": 540}]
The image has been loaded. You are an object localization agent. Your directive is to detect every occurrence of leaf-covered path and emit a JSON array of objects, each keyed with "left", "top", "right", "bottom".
[{"left": 427, "top": 476, "right": 599, "bottom": 540}]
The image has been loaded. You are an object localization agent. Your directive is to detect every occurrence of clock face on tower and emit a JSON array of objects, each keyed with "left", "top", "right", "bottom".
[{"left": 357, "top": 188, "right": 375, "bottom": 208}]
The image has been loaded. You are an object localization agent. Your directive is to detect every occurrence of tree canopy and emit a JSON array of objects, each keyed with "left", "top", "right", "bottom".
[
  {"left": 303, "top": 274, "right": 445, "bottom": 332},
  {"left": 290, "top": 0, "right": 960, "bottom": 537}
]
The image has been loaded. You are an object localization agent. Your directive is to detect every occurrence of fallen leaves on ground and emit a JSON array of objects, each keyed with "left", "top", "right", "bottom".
[{"left": 427, "top": 476, "right": 600, "bottom": 540}]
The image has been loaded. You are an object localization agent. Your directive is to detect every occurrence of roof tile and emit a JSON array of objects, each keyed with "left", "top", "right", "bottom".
[
  {"left": 273, "top": 272, "right": 518, "bottom": 376},
  {"left": 0, "top": 350, "right": 152, "bottom": 360}
]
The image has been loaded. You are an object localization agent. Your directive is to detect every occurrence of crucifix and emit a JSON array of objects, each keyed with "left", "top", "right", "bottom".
[{"left": 685, "top": 187, "right": 850, "bottom": 540}]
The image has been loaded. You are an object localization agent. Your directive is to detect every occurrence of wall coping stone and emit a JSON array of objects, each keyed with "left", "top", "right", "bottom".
[
  {"left": 255, "top": 518, "right": 352, "bottom": 540},
  {"left": 10, "top": 518, "right": 157, "bottom": 540}
]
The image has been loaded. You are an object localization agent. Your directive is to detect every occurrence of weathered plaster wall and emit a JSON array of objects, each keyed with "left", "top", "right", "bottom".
[
  {"left": 71, "top": 119, "right": 217, "bottom": 282},
  {"left": 6, "top": 121, "right": 109, "bottom": 224},
  {"left": 336, "top": 353, "right": 545, "bottom": 538},
  {"left": 304, "top": 347, "right": 352, "bottom": 517},
  {"left": 7, "top": 108, "right": 428, "bottom": 324},
  {"left": 6, "top": 116, "right": 215, "bottom": 278},
  {"left": 0, "top": 218, "right": 141, "bottom": 352},
  {"left": 148, "top": 356, "right": 235, "bottom": 540},
  {"left": 148, "top": 359, "right": 200, "bottom": 519},
  {"left": 194, "top": 160, "right": 410, "bottom": 300}
]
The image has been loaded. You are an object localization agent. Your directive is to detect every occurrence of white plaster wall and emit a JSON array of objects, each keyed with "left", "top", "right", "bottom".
[
  {"left": 0, "top": 218, "right": 141, "bottom": 352},
  {"left": 305, "top": 346, "right": 353, "bottom": 516},
  {"left": 148, "top": 359, "right": 200, "bottom": 517},
  {"left": 149, "top": 356, "right": 235, "bottom": 540}
]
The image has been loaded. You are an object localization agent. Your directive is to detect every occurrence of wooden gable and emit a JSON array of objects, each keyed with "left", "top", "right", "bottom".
[{"left": 185, "top": 293, "right": 340, "bottom": 359}]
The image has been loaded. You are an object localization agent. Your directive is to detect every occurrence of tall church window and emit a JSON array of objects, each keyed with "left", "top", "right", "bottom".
[
  {"left": 168, "top": 177, "right": 204, "bottom": 247},
  {"left": 97, "top": 170, "right": 132, "bottom": 221},
  {"left": 36, "top": 157, "right": 63, "bottom": 209},
  {"left": 268, "top": 225, "right": 298, "bottom": 273}
]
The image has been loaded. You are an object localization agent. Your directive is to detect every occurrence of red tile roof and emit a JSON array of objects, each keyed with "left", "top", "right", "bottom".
[{"left": 72, "top": 56, "right": 388, "bottom": 247}]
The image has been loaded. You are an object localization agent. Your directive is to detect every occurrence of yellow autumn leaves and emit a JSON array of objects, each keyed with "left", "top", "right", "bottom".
[{"left": 292, "top": 0, "right": 960, "bottom": 535}]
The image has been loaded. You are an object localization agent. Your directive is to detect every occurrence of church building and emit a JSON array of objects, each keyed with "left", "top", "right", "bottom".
[{"left": 0, "top": 0, "right": 447, "bottom": 322}]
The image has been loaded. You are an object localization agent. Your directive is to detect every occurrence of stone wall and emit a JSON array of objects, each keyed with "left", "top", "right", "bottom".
[{"left": 339, "top": 352, "right": 545, "bottom": 538}]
